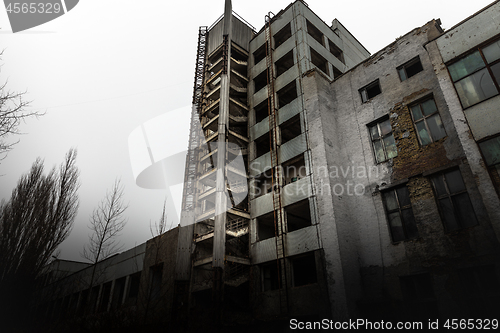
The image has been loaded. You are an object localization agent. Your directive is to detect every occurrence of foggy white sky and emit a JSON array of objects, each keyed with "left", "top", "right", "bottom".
[{"left": 0, "top": 0, "right": 495, "bottom": 261}]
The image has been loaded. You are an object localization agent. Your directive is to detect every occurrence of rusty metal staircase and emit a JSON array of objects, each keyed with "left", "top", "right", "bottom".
[
  {"left": 265, "top": 12, "right": 289, "bottom": 316},
  {"left": 182, "top": 26, "right": 208, "bottom": 213}
]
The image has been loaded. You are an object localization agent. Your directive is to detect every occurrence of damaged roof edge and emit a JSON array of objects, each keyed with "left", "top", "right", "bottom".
[{"left": 331, "top": 19, "right": 443, "bottom": 82}]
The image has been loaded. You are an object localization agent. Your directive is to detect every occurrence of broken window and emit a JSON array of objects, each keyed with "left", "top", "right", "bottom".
[
  {"left": 262, "top": 261, "right": 279, "bottom": 291},
  {"left": 478, "top": 136, "right": 500, "bottom": 194},
  {"left": 368, "top": 118, "right": 397, "bottom": 163},
  {"left": 410, "top": 98, "right": 446, "bottom": 146},
  {"left": 280, "top": 114, "right": 301, "bottom": 144},
  {"left": 328, "top": 39, "right": 344, "bottom": 64},
  {"left": 292, "top": 252, "right": 317, "bottom": 287},
  {"left": 431, "top": 169, "right": 478, "bottom": 232},
  {"left": 277, "top": 80, "right": 298, "bottom": 108},
  {"left": 274, "top": 23, "right": 292, "bottom": 49},
  {"left": 257, "top": 211, "right": 276, "bottom": 241},
  {"left": 255, "top": 132, "right": 271, "bottom": 159},
  {"left": 253, "top": 43, "right": 267, "bottom": 65},
  {"left": 398, "top": 56, "right": 424, "bottom": 81},
  {"left": 399, "top": 273, "right": 439, "bottom": 319},
  {"left": 359, "top": 79, "right": 382, "bottom": 102},
  {"left": 286, "top": 199, "right": 311, "bottom": 232},
  {"left": 283, "top": 155, "right": 306, "bottom": 185},
  {"left": 253, "top": 68, "right": 269, "bottom": 93},
  {"left": 275, "top": 50, "right": 294, "bottom": 77},
  {"left": 382, "top": 186, "right": 418, "bottom": 242},
  {"left": 254, "top": 168, "right": 273, "bottom": 198},
  {"left": 306, "top": 19, "right": 324, "bottom": 46},
  {"left": 254, "top": 98, "right": 270, "bottom": 124},
  {"left": 310, "top": 47, "right": 329, "bottom": 76},
  {"left": 447, "top": 39, "right": 500, "bottom": 108}
]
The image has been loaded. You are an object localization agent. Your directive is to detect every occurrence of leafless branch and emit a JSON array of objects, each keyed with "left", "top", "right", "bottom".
[
  {"left": 0, "top": 50, "right": 43, "bottom": 161},
  {"left": 82, "top": 178, "right": 129, "bottom": 266}
]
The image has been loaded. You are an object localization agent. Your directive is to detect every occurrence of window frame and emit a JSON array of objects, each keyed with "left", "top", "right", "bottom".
[
  {"left": 446, "top": 38, "right": 500, "bottom": 109},
  {"left": 382, "top": 185, "right": 419, "bottom": 243},
  {"left": 397, "top": 56, "right": 424, "bottom": 81},
  {"left": 359, "top": 79, "right": 382, "bottom": 103},
  {"left": 368, "top": 117, "right": 397, "bottom": 163},
  {"left": 430, "top": 168, "right": 478, "bottom": 232},
  {"left": 409, "top": 96, "right": 447, "bottom": 146},
  {"left": 478, "top": 135, "right": 500, "bottom": 195}
]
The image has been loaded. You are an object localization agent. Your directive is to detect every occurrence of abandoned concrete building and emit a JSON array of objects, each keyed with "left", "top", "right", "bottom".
[{"left": 34, "top": 0, "right": 500, "bottom": 330}]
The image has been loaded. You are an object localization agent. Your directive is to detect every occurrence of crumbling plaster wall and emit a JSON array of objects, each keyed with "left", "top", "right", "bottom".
[{"left": 304, "top": 19, "right": 500, "bottom": 319}]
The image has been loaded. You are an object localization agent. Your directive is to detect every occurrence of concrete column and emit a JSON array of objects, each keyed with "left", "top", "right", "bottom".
[{"left": 213, "top": 0, "right": 232, "bottom": 269}]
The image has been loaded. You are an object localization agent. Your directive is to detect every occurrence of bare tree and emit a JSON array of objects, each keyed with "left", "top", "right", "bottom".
[
  {"left": 82, "top": 179, "right": 128, "bottom": 297},
  {"left": 0, "top": 149, "right": 80, "bottom": 328},
  {"left": 0, "top": 51, "right": 42, "bottom": 161}
]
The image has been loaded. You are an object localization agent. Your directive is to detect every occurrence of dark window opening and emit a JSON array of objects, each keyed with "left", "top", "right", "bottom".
[
  {"left": 277, "top": 80, "right": 298, "bottom": 108},
  {"left": 306, "top": 20, "right": 324, "bottom": 46},
  {"left": 231, "top": 42, "right": 248, "bottom": 62},
  {"left": 328, "top": 39, "right": 344, "bottom": 64},
  {"left": 262, "top": 262, "right": 280, "bottom": 291},
  {"left": 399, "top": 273, "right": 438, "bottom": 320},
  {"left": 274, "top": 23, "right": 292, "bottom": 49},
  {"left": 89, "top": 285, "right": 100, "bottom": 314},
  {"left": 280, "top": 114, "right": 301, "bottom": 144},
  {"left": 255, "top": 133, "right": 271, "bottom": 159},
  {"left": 398, "top": 57, "right": 424, "bottom": 81},
  {"left": 149, "top": 263, "right": 164, "bottom": 301},
  {"left": 257, "top": 211, "right": 276, "bottom": 241},
  {"left": 286, "top": 199, "right": 312, "bottom": 232},
  {"left": 76, "top": 291, "right": 88, "bottom": 315},
  {"left": 254, "top": 98, "right": 270, "bottom": 124},
  {"left": 382, "top": 186, "right": 419, "bottom": 242},
  {"left": 208, "top": 47, "right": 223, "bottom": 66},
  {"left": 410, "top": 97, "right": 446, "bottom": 146},
  {"left": 254, "top": 168, "right": 273, "bottom": 198},
  {"left": 127, "top": 271, "right": 142, "bottom": 303},
  {"left": 254, "top": 68, "right": 269, "bottom": 93},
  {"left": 283, "top": 155, "right": 306, "bottom": 185},
  {"left": 275, "top": 50, "right": 294, "bottom": 77},
  {"left": 253, "top": 43, "right": 267, "bottom": 65},
  {"left": 478, "top": 136, "right": 500, "bottom": 195},
  {"left": 111, "top": 277, "right": 126, "bottom": 310},
  {"left": 360, "top": 79, "right": 381, "bottom": 102},
  {"left": 292, "top": 253, "right": 317, "bottom": 287},
  {"left": 310, "top": 47, "right": 329, "bottom": 76},
  {"left": 332, "top": 65, "right": 342, "bottom": 79},
  {"left": 98, "top": 282, "right": 112, "bottom": 313},
  {"left": 431, "top": 169, "right": 478, "bottom": 232},
  {"left": 368, "top": 118, "right": 397, "bottom": 163}
]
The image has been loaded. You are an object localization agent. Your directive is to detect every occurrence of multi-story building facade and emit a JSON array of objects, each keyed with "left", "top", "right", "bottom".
[{"left": 35, "top": 1, "right": 500, "bottom": 331}]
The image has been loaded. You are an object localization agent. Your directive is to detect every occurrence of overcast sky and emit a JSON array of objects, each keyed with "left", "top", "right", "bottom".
[{"left": 0, "top": 0, "right": 495, "bottom": 262}]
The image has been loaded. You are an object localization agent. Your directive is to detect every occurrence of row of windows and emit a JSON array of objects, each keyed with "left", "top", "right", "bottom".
[
  {"left": 368, "top": 96, "right": 447, "bottom": 163},
  {"left": 360, "top": 56, "right": 424, "bottom": 103},
  {"left": 38, "top": 271, "right": 142, "bottom": 322},
  {"left": 382, "top": 168, "right": 477, "bottom": 243}
]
